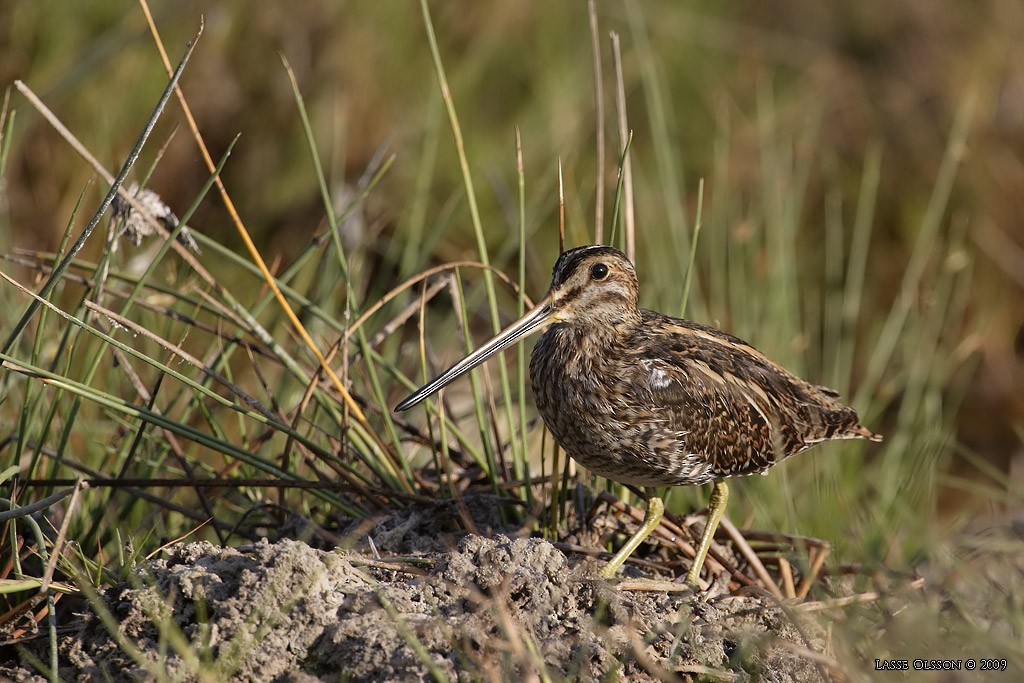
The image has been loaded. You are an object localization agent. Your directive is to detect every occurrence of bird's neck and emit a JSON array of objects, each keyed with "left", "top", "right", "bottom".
[{"left": 562, "top": 313, "right": 639, "bottom": 356}]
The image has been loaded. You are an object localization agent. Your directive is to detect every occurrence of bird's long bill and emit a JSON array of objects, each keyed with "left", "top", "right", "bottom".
[{"left": 394, "top": 294, "right": 555, "bottom": 412}]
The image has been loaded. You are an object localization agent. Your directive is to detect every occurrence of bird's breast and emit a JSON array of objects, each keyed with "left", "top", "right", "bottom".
[
  {"left": 529, "top": 326, "right": 714, "bottom": 487},
  {"left": 529, "top": 327, "right": 603, "bottom": 427}
]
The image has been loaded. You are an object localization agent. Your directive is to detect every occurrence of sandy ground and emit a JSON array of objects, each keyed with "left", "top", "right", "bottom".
[
  {"left": 60, "top": 537, "right": 828, "bottom": 682},
  {"left": 2, "top": 506, "right": 836, "bottom": 682},
  {"left": 6, "top": 505, "right": 1022, "bottom": 681}
]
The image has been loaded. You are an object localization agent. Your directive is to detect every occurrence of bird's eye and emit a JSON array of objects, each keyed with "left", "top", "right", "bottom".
[{"left": 590, "top": 263, "right": 609, "bottom": 280}]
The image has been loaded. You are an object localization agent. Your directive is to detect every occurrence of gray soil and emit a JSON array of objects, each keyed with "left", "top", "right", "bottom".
[{"left": 3, "top": 507, "right": 833, "bottom": 682}]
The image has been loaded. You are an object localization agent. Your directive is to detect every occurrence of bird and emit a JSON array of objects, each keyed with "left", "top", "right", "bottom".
[{"left": 396, "top": 245, "right": 882, "bottom": 587}]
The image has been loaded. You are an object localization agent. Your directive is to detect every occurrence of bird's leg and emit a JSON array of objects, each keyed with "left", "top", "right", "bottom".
[
  {"left": 685, "top": 480, "right": 729, "bottom": 587},
  {"left": 599, "top": 495, "right": 665, "bottom": 579}
]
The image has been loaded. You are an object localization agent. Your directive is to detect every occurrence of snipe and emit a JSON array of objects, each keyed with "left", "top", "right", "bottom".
[{"left": 396, "top": 245, "right": 881, "bottom": 586}]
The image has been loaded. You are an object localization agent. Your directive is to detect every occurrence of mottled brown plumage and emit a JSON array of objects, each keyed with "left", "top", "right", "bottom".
[
  {"left": 530, "top": 245, "right": 879, "bottom": 487},
  {"left": 397, "top": 245, "right": 881, "bottom": 586}
]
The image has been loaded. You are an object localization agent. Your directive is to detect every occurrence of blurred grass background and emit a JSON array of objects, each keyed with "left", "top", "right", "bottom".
[
  {"left": 1, "top": 0, "right": 1023, "bottom": 660},
  {"left": 4, "top": 0, "right": 1021, "bottom": 509}
]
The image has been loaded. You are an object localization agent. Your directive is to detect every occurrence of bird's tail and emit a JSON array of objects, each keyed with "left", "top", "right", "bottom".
[{"left": 848, "top": 423, "right": 883, "bottom": 442}]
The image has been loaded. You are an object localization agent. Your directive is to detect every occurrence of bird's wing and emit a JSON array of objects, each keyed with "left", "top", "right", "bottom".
[{"left": 623, "top": 320, "right": 821, "bottom": 474}]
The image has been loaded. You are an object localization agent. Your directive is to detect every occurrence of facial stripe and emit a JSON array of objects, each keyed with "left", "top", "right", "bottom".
[
  {"left": 553, "top": 280, "right": 631, "bottom": 310},
  {"left": 588, "top": 289, "right": 631, "bottom": 307}
]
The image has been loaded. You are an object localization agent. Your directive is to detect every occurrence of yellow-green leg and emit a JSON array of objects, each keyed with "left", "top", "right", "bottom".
[
  {"left": 685, "top": 480, "right": 729, "bottom": 587},
  {"left": 599, "top": 496, "right": 665, "bottom": 579}
]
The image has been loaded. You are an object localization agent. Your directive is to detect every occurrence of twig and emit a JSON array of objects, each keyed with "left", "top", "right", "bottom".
[
  {"left": 797, "top": 543, "right": 829, "bottom": 599},
  {"left": 588, "top": 0, "right": 606, "bottom": 243},
  {"left": 558, "top": 159, "right": 566, "bottom": 253},
  {"left": 797, "top": 578, "right": 927, "bottom": 612},
  {"left": 349, "top": 260, "right": 530, "bottom": 342},
  {"left": 720, "top": 515, "right": 783, "bottom": 598},
  {"left": 778, "top": 557, "right": 796, "bottom": 599},
  {"left": 673, "top": 664, "right": 740, "bottom": 681},
  {"left": 616, "top": 579, "right": 694, "bottom": 593},
  {"left": 40, "top": 479, "right": 86, "bottom": 593},
  {"left": 609, "top": 32, "right": 635, "bottom": 262},
  {"left": 772, "top": 639, "right": 849, "bottom": 681}
]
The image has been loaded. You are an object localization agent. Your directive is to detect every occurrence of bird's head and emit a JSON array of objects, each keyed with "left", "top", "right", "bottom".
[
  {"left": 546, "top": 245, "right": 640, "bottom": 327},
  {"left": 394, "top": 245, "right": 639, "bottom": 411}
]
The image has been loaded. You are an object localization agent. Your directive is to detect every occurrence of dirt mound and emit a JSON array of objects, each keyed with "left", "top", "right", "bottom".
[{"left": 15, "top": 533, "right": 827, "bottom": 682}]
